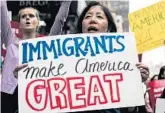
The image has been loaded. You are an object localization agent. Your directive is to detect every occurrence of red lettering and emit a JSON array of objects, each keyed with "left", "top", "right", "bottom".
[
  {"left": 25, "top": 73, "right": 123, "bottom": 111},
  {"left": 88, "top": 76, "right": 107, "bottom": 105},
  {"left": 47, "top": 78, "right": 67, "bottom": 109},
  {"left": 67, "top": 77, "right": 86, "bottom": 109},
  {"left": 26, "top": 79, "right": 48, "bottom": 111},
  {"left": 104, "top": 73, "right": 123, "bottom": 102}
]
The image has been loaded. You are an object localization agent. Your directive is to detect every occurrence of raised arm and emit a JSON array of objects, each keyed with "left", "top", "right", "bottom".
[
  {"left": 1, "top": 1, "right": 15, "bottom": 47},
  {"left": 49, "top": 1, "right": 71, "bottom": 36}
]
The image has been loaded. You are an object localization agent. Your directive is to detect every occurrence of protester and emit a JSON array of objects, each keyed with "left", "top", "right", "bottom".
[
  {"left": 2, "top": 1, "right": 149, "bottom": 113},
  {"left": 144, "top": 66, "right": 165, "bottom": 113},
  {"left": 75, "top": 1, "right": 149, "bottom": 113},
  {"left": 144, "top": 73, "right": 159, "bottom": 112},
  {"left": 77, "top": 1, "right": 149, "bottom": 82},
  {"left": 158, "top": 66, "right": 165, "bottom": 99},
  {"left": 1, "top": 1, "right": 71, "bottom": 113}
]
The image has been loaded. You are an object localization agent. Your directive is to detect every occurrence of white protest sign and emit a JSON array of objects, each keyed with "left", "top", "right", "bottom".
[
  {"left": 18, "top": 33, "right": 144, "bottom": 113},
  {"left": 155, "top": 98, "right": 165, "bottom": 113}
]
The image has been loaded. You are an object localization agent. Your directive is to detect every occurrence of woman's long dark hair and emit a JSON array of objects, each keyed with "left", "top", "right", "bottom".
[
  {"left": 158, "top": 66, "right": 165, "bottom": 79},
  {"left": 161, "top": 88, "right": 165, "bottom": 98},
  {"left": 150, "top": 74, "right": 158, "bottom": 81},
  {"left": 77, "top": 1, "right": 117, "bottom": 33}
]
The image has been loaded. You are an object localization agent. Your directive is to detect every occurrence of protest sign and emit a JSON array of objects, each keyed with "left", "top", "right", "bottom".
[
  {"left": 18, "top": 33, "right": 144, "bottom": 113},
  {"left": 129, "top": 1, "right": 165, "bottom": 54},
  {"left": 155, "top": 98, "right": 165, "bottom": 113},
  {"left": 147, "top": 80, "right": 165, "bottom": 111}
]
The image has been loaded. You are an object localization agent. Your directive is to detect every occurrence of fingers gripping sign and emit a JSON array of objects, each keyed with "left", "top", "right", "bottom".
[{"left": 13, "top": 64, "right": 28, "bottom": 78}]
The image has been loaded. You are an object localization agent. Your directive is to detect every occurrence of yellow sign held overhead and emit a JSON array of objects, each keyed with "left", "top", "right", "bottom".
[{"left": 129, "top": 0, "right": 165, "bottom": 54}]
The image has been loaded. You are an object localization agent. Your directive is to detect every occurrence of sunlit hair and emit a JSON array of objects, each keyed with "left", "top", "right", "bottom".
[{"left": 18, "top": 7, "right": 40, "bottom": 22}]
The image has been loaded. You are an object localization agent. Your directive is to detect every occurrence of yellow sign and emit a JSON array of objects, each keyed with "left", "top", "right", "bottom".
[{"left": 129, "top": 1, "right": 165, "bottom": 54}]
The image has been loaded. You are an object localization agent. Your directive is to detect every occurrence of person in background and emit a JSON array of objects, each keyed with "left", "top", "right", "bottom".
[
  {"left": 1, "top": 1, "right": 71, "bottom": 113},
  {"left": 143, "top": 75, "right": 156, "bottom": 113},
  {"left": 144, "top": 66, "right": 165, "bottom": 113},
  {"left": 158, "top": 66, "right": 165, "bottom": 99},
  {"left": 158, "top": 66, "right": 165, "bottom": 80}
]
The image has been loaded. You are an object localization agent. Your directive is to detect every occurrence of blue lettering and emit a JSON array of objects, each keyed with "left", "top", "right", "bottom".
[
  {"left": 114, "top": 35, "right": 125, "bottom": 52},
  {"left": 74, "top": 37, "right": 87, "bottom": 57},
  {"left": 42, "top": 40, "right": 58, "bottom": 60},
  {"left": 105, "top": 35, "right": 116, "bottom": 53},
  {"left": 29, "top": 41, "right": 41, "bottom": 62},
  {"left": 56, "top": 39, "right": 62, "bottom": 56},
  {"left": 94, "top": 36, "right": 108, "bottom": 54},
  {"left": 62, "top": 38, "right": 74, "bottom": 56},
  {"left": 22, "top": 42, "right": 28, "bottom": 64},
  {"left": 84, "top": 36, "right": 95, "bottom": 56},
  {"left": 22, "top": 35, "right": 126, "bottom": 63}
]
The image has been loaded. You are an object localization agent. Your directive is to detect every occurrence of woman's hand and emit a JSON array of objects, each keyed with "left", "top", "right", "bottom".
[
  {"left": 136, "top": 63, "right": 150, "bottom": 82},
  {"left": 13, "top": 64, "right": 28, "bottom": 78}
]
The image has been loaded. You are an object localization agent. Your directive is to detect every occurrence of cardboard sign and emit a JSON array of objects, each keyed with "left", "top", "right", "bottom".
[
  {"left": 147, "top": 80, "right": 165, "bottom": 111},
  {"left": 155, "top": 98, "right": 165, "bottom": 113},
  {"left": 18, "top": 33, "right": 144, "bottom": 113},
  {"left": 129, "top": 1, "right": 165, "bottom": 54}
]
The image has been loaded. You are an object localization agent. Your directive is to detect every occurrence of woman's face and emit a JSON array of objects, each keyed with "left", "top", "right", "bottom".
[
  {"left": 19, "top": 8, "right": 39, "bottom": 32},
  {"left": 82, "top": 5, "right": 108, "bottom": 33}
]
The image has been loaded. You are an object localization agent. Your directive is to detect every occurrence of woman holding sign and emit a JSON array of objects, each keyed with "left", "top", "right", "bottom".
[
  {"left": 77, "top": 2, "right": 149, "bottom": 83},
  {"left": 1, "top": 1, "right": 71, "bottom": 113},
  {"left": 75, "top": 1, "right": 149, "bottom": 113}
]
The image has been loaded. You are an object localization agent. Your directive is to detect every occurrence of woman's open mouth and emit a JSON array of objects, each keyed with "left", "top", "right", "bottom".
[
  {"left": 87, "top": 26, "right": 98, "bottom": 32},
  {"left": 26, "top": 22, "right": 30, "bottom": 25}
]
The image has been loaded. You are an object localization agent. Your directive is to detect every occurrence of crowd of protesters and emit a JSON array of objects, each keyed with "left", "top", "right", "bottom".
[{"left": 1, "top": 1, "right": 164, "bottom": 113}]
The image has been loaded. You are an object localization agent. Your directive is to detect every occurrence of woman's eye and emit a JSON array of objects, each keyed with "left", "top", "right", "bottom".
[
  {"left": 84, "top": 15, "right": 91, "bottom": 19},
  {"left": 97, "top": 16, "right": 103, "bottom": 19},
  {"left": 29, "top": 14, "right": 35, "bottom": 18},
  {"left": 21, "top": 15, "right": 26, "bottom": 18}
]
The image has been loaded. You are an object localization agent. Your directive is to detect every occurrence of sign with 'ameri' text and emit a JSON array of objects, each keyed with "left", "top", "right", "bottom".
[
  {"left": 129, "top": 1, "right": 165, "bottom": 54},
  {"left": 18, "top": 33, "right": 144, "bottom": 113}
]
